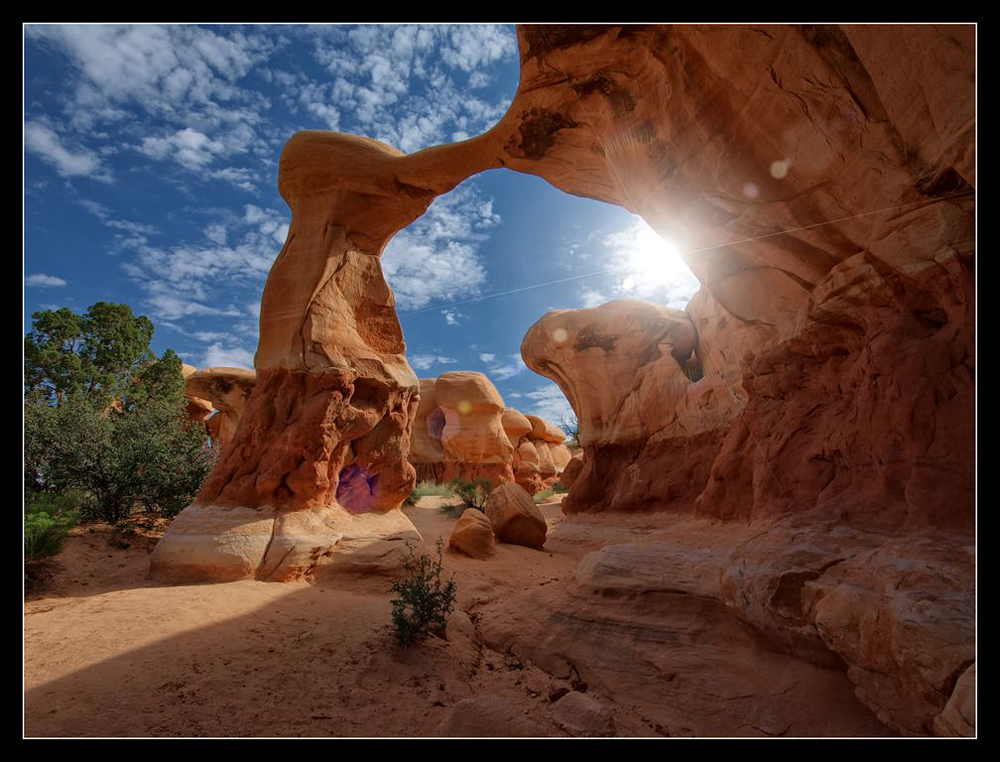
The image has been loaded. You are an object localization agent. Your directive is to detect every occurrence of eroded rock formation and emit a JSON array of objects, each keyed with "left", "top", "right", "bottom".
[
  {"left": 152, "top": 132, "right": 499, "bottom": 583},
  {"left": 510, "top": 24, "right": 974, "bottom": 736},
  {"left": 523, "top": 299, "right": 738, "bottom": 512},
  {"left": 409, "top": 371, "right": 515, "bottom": 485},
  {"left": 150, "top": 24, "right": 973, "bottom": 735},
  {"left": 181, "top": 367, "right": 257, "bottom": 456}
]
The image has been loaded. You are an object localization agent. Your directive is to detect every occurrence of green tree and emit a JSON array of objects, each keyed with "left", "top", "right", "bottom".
[
  {"left": 24, "top": 303, "right": 214, "bottom": 523},
  {"left": 24, "top": 302, "right": 154, "bottom": 405}
]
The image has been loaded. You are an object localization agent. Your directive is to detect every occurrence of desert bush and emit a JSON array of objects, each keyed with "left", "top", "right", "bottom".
[
  {"left": 404, "top": 480, "right": 456, "bottom": 505},
  {"left": 389, "top": 539, "right": 457, "bottom": 648},
  {"left": 24, "top": 491, "right": 82, "bottom": 561},
  {"left": 449, "top": 477, "right": 494, "bottom": 511}
]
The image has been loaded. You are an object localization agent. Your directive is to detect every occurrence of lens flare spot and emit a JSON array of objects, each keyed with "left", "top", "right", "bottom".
[
  {"left": 552, "top": 327, "right": 568, "bottom": 343},
  {"left": 457, "top": 400, "right": 472, "bottom": 414},
  {"left": 743, "top": 182, "right": 759, "bottom": 199},
  {"left": 622, "top": 275, "right": 636, "bottom": 291},
  {"left": 769, "top": 160, "right": 790, "bottom": 179}
]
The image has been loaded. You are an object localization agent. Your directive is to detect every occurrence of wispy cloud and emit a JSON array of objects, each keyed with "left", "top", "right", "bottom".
[
  {"left": 306, "top": 25, "right": 516, "bottom": 153},
  {"left": 441, "top": 309, "right": 464, "bottom": 326},
  {"left": 487, "top": 353, "right": 526, "bottom": 381},
  {"left": 580, "top": 287, "right": 608, "bottom": 308},
  {"left": 25, "top": 273, "right": 68, "bottom": 288},
  {"left": 24, "top": 121, "right": 109, "bottom": 181},
  {"left": 409, "top": 353, "right": 458, "bottom": 372},
  {"left": 384, "top": 183, "right": 499, "bottom": 311},
  {"left": 119, "top": 204, "right": 287, "bottom": 322},
  {"left": 525, "top": 382, "right": 575, "bottom": 427},
  {"left": 478, "top": 352, "right": 496, "bottom": 363},
  {"left": 203, "top": 342, "right": 255, "bottom": 370}
]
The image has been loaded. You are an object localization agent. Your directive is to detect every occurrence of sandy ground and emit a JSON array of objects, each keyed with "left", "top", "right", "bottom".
[{"left": 24, "top": 496, "right": 635, "bottom": 738}]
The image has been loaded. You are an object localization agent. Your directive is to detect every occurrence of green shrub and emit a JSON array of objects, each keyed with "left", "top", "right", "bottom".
[
  {"left": 532, "top": 483, "right": 568, "bottom": 504},
  {"left": 449, "top": 477, "right": 494, "bottom": 511},
  {"left": 404, "top": 480, "right": 456, "bottom": 505},
  {"left": 25, "top": 491, "right": 81, "bottom": 561},
  {"left": 389, "top": 539, "right": 457, "bottom": 648}
]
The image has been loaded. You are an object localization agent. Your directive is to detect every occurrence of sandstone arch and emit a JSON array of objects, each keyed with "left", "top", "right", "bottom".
[{"left": 152, "top": 23, "right": 974, "bottom": 576}]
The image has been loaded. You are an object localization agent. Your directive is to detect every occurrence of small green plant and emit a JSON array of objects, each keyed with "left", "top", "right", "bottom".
[
  {"left": 389, "top": 539, "right": 457, "bottom": 648},
  {"left": 24, "top": 491, "right": 81, "bottom": 561},
  {"left": 449, "top": 477, "right": 494, "bottom": 511},
  {"left": 404, "top": 480, "right": 457, "bottom": 505},
  {"left": 532, "top": 482, "right": 569, "bottom": 504}
]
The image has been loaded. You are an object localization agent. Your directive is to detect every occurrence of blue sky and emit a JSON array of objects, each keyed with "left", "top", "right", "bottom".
[{"left": 24, "top": 23, "right": 700, "bottom": 426}]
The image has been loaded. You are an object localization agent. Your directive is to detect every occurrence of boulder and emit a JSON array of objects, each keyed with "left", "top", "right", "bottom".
[
  {"left": 484, "top": 483, "right": 547, "bottom": 550},
  {"left": 448, "top": 509, "right": 496, "bottom": 560}
]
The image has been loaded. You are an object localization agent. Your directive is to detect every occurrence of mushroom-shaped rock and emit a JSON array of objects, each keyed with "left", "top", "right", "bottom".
[
  {"left": 522, "top": 299, "right": 737, "bottom": 512},
  {"left": 436, "top": 372, "right": 513, "bottom": 464},
  {"left": 409, "top": 372, "right": 515, "bottom": 485},
  {"left": 448, "top": 508, "right": 497, "bottom": 559},
  {"left": 180, "top": 363, "right": 215, "bottom": 423},
  {"left": 183, "top": 367, "right": 257, "bottom": 455},
  {"left": 501, "top": 408, "right": 533, "bottom": 444},
  {"left": 484, "top": 482, "right": 547, "bottom": 550}
]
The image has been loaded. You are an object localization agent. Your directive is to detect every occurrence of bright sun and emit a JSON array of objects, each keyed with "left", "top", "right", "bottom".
[{"left": 617, "top": 222, "right": 697, "bottom": 300}]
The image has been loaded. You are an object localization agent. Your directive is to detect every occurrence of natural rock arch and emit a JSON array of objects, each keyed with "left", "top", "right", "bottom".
[{"left": 151, "top": 24, "right": 974, "bottom": 584}]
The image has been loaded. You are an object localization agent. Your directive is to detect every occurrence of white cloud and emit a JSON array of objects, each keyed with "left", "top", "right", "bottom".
[
  {"left": 140, "top": 127, "right": 230, "bottom": 170},
  {"left": 441, "top": 309, "right": 463, "bottom": 326},
  {"left": 409, "top": 354, "right": 458, "bottom": 371},
  {"left": 525, "top": 383, "right": 575, "bottom": 427},
  {"left": 580, "top": 287, "right": 608, "bottom": 308},
  {"left": 26, "top": 25, "right": 268, "bottom": 130},
  {"left": 487, "top": 353, "right": 526, "bottom": 381},
  {"left": 306, "top": 24, "right": 515, "bottom": 153},
  {"left": 203, "top": 342, "right": 255, "bottom": 369},
  {"left": 384, "top": 183, "right": 499, "bottom": 311},
  {"left": 24, "top": 121, "right": 108, "bottom": 180},
  {"left": 25, "top": 273, "right": 67, "bottom": 287},
  {"left": 478, "top": 352, "right": 496, "bottom": 362},
  {"left": 119, "top": 205, "right": 287, "bottom": 323}
]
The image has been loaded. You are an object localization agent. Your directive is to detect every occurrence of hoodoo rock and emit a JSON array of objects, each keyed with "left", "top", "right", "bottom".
[
  {"left": 181, "top": 367, "right": 257, "bottom": 456},
  {"left": 151, "top": 130, "right": 499, "bottom": 583},
  {"left": 408, "top": 372, "right": 515, "bottom": 485},
  {"left": 522, "top": 299, "right": 741, "bottom": 513},
  {"left": 148, "top": 24, "right": 973, "bottom": 736}
]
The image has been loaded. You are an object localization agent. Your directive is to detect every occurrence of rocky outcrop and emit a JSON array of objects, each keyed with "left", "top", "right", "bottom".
[
  {"left": 511, "top": 414, "right": 571, "bottom": 494},
  {"left": 505, "top": 24, "right": 973, "bottom": 734},
  {"left": 181, "top": 367, "right": 257, "bottom": 456},
  {"left": 408, "top": 372, "right": 515, "bottom": 485},
  {"left": 150, "top": 130, "right": 498, "bottom": 583},
  {"left": 523, "top": 299, "right": 739, "bottom": 512}
]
